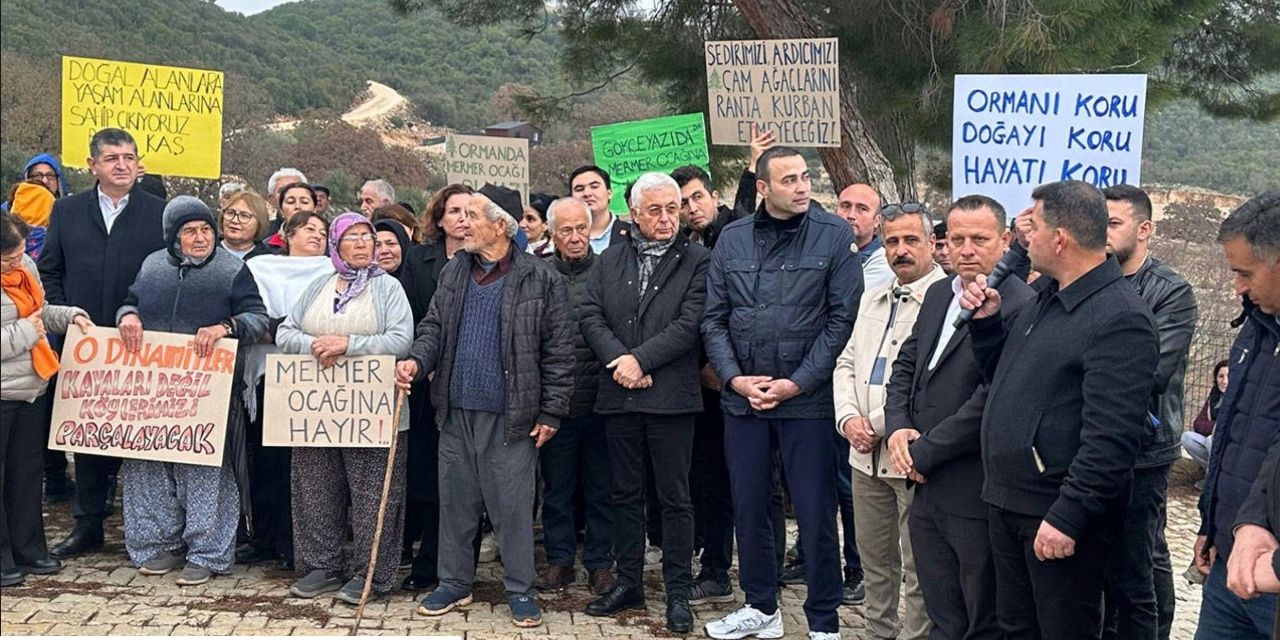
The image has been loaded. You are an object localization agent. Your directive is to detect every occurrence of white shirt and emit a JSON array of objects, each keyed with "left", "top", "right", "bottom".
[
  {"left": 98, "top": 187, "right": 130, "bottom": 233},
  {"left": 927, "top": 276, "right": 967, "bottom": 370}
]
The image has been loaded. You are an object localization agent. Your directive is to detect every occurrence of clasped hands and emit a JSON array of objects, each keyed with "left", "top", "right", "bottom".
[
  {"left": 310, "top": 335, "right": 349, "bottom": 368},
  {"left": 607, "top": 354, "right": 652, "bottom": 389},
  {"left": 730, "top": 375, "right": 801, "bottom": 412}
]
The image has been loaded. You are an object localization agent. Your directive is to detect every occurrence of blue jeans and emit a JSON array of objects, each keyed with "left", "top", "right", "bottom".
[{"left": 1194, "top": 557, "right": 1275, "bottom": 640}]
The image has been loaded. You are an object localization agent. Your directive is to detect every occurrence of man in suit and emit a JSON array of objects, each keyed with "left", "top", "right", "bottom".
[
  {"left": 37, "top": 127, "right": 166, "bottom": 558},
  {"left": 884, "top": 195, "right": 1035, "bottom": 639}
]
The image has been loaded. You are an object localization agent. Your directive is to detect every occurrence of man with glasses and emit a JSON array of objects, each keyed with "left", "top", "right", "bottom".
[
  {"left": 37, "top": 127, "right": 166, "bottom": 559},
  {"left": 835, "top": 202, "right": 947, "bottom": 640}
]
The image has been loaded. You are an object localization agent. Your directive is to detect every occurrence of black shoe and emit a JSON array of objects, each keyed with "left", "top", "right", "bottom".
[
  {"left": 842, "top": 571, "right": 866, "bottom": 606},
  {"left": 49, "top": 529, "right": 104, "bottom": 559},
  {"left": 689, "top": 573, "right": 734, "bottom": 605},
  {"left": 235, "top": 545, "right": 277, "bottom": 565},
  {"left": 584, "top": 584, "right": 646, "bottom": 617},
  {"left": 1, "top": 569, "right": 24, "bottom": 587},
  {"left": 779, "top": 561, "right": 805, "bottom": 585},
  {"left": 44, "top": 477, "right": 75, "bottom": 504},
  {"left": 17, "top": 558, "right": 61, "bottom": 575},
  {"left": 666, "top": 595, "right": 693, "bottom": 633},
  {"left": 402, "top": 574, "right": 438, "bottom": 591},
  {"left": 400, "top": 548, "right": 414, "bottom": 571}
]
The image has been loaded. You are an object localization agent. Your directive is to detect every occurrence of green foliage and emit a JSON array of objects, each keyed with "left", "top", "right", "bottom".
[{"left": 1143, "top": 98, "right": 1280, "bottom": 195}]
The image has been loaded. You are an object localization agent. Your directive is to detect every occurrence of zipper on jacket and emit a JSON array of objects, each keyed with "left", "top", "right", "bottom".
[
  {"left": 1239, "top": 347, "right": 1249, "bottom": 364},
  {"left": 170, "top": 267, "right": 187, "bottom": 328}
]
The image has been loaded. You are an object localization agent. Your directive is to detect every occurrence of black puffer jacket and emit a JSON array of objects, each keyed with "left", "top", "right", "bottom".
[
  {"left": 554, "top": 249, "right": 601, "bottom": 418},
  {"left": 580, "top": 234, "right": 709, "bottom": 415},
  {"left": 1127, "top": 256, "right": 1198, "bottom": 469},
  {"left": 407, "top": 242, "right": 574, "bottom": 439}
]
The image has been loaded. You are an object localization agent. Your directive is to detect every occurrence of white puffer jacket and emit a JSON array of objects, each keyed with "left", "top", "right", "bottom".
[{"left": 1, "top": 254, "right": 87, "bottom": 403}]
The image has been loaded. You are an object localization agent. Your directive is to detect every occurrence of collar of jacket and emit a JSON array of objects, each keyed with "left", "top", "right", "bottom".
[
  {"left": 416, "top": 239, "right": 447, "bottom": 266},
  {"left": 1040, "top": 256, "right": 1125, "bottom": 313},
  {"left": 751, "top": 201, "right": 809, "bottom": 231},
  {"left": 553, "top": 248, "right": 596, "bottom": 276},
  {"left": 858, "top": 235, "right": 884, "bottom": 264},
  {"left": 1234, "top": 296, "right": 1280, "bottom": 337},
  {"left": 877, "top": 263, "right": 946, "bottom": 304}
]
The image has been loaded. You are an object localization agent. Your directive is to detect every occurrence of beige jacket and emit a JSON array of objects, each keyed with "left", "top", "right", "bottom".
[
  {"left": 834, "top": 264, "right": 947, "bottom": 478},
  {"left": 1, "top": 255, "right": 87, "bottom": 403}
]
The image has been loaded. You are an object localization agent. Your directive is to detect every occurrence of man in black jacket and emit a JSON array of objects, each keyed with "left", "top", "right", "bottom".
[
  {"left": 1100, "top": 184, "right": 1198, "bottom": 640},
  {"left": 702, "top": 147, "right": 862, "bottom": 640},
  {"left": 959, "top": 180, "right": 1158, "bottom": 639},
  {"left": 1198, "top": 190, "right": 1280, "bottom": 639},
  {"left": 578, "top": 172, "right": 709, "bottom": 634},
  {"left": 37, "top": 127, "right": 165, "bottom": 559},
  {"left": 885, "top": 195, "right": 1035, "bottom": 640},
  {"left": 396, "top": 184, "right": 573, "bottom": 629},
  {"left": 536, "top": 198, "right": 617, "bottom": 596}
]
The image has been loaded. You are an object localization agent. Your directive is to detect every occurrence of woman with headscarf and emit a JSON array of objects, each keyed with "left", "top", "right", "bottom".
[
  {"left": 114, "top": 197, "right": 268, "bottom": 586},
  {"left": 276, "top": 212, "right": 413, "bottom": 604},
  {"left": 219, "top": 190, "right": 272, "bottom": 260},
  {"left": 235, "top": 211, "right": 334, "bottom": 569},
  {"left": 0, "top": 212, "right": 92, "bottom": 587}
]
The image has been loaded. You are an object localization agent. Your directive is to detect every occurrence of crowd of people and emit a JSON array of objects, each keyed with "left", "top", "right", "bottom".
[{"left": 0, "top": 124, "right": 1278, "bottom": 640}]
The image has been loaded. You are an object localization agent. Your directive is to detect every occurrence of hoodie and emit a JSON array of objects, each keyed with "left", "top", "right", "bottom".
[{"left": 20, "top": 153, "right": 70, "bottom": 198}]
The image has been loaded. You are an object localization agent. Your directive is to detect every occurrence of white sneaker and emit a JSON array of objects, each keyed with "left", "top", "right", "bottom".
[
  {"left": 808, "top": 633, "right": 841, "bottom": 640},
  {"left": 704, "top": 605, "right": 784, "bottom": 639},
  {"left": 644, "top": 545, "right": 663, "bottom": 570},
  {"left": 478, "top": 532, "right": 499, "bottom": 563}
]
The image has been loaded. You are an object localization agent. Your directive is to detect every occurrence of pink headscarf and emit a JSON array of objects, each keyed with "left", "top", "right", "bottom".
[{"left": 328, "top": 212, "right": 385, "bottom": 313}]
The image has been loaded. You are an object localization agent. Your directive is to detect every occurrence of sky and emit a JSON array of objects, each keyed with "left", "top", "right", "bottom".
[{"left": 215, "top": 0, "right": 295, "bottom": 15}]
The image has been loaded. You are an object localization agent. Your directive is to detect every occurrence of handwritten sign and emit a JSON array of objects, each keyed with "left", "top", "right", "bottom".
[
  {"left": 48, "top": 327, "right": 237, "bottom": 467},
  {"left": 262, "top": 355, "right": 397, "bottom": 448},
  {"left": 591, "top": 113, "right": 710, "bottom": 214},
  {"left": 705, "top": 38, "right": 841, "bottom": 147},
  {"left": 446, "top": 134, "right": 529, "bottom": 204},
  {"left": 951, "top": 74, "right": 1147, "bottom": 215},
  {"left": 61, "top": 56, "right": 224, "bottom": 180}
]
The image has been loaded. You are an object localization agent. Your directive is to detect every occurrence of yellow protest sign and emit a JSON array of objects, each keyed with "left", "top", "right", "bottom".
[{"left": 61, "top": 56, "right": 224, "bottom": 179}]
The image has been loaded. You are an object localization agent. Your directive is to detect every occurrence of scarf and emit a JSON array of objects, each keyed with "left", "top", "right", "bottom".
[
  {"left": 1, "top": 266, "right": 59, "bottom": 379},
  {"left": 631, "top": 227, "right": 676, "bottom": 296},
  {"left": 329, "top": 213, "right": 385, "bottom": 314}
]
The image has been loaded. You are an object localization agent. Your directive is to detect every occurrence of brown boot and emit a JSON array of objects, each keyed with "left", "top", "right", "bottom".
[
  {"left": 535, "top": 565, "right": 575, "bottom": 592},
  {"left": 588, "top": 568, "right": 617, "bottom": 595}
]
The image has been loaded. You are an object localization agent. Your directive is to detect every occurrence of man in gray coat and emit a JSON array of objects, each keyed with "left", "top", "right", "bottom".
[{"left": 395, "top": 184, "right": 573, "bottom": 630}]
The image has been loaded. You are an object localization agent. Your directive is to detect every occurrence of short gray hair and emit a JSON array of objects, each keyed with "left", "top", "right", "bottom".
[
  {"left": 1218, "top": 189, "right": 1280, "bottom": 262},
  {"left": 547, "top": 197, "right": 592, "bottom": 232},
  {"left": 219, "top": 182, "right": 245, "bottom": 199},
  {"left": 267, "top": 168, "right": 306, "bottom": 197},
  {"left": 363, "top": 179, "right": 396, "bottom": 204},
  {"left": 880, "top": 205, "right": 934, "bottom": 238},
  {"left": 483, "top": 200, "right": 520, "bottom": 239},
  {"left": 628, "top": 172, "right": 681, "bottom": 211}
]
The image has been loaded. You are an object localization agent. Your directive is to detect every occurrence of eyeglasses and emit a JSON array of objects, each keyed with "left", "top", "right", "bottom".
[
  {"left": 28, "top": 172, "right": 58, "bottom": 181},
  {"left": 221, "top": 209, "right": 255, "bottom": 223},
  {"left": 0, "top": 253, "right": 24, "bottom": 267},
  {"left": 340, "top": 233, "right": 375, "bottom": 244},
  {"left": 881, "top": 202, "right": 925, "bottom": 216}
]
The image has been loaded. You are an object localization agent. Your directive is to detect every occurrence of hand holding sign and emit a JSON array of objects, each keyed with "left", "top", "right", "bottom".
[{"left": 118, "top": 313, "right": 144, "bottom": 353}]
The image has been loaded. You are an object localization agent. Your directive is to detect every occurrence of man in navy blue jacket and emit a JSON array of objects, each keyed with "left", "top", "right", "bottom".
[
  {"left": 701, "top": 146, "right": 862, "bottom": 640},
  {"left": 38, "top": 127, "right": 165, "bottom": 559}
]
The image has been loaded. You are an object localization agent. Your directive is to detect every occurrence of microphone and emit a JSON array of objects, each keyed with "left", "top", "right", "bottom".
[{"left": 953, "top": 251, "right": 1015, "bottom": 329}]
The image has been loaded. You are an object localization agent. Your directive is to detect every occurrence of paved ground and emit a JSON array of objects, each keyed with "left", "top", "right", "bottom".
[{"left": 1, "top": 460, "right": 1209, "bottom": 638}]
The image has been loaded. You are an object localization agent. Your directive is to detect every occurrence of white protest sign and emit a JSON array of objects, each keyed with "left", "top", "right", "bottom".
[
  {"left": 446, "top": 133, "right": 529, "bottom": 203},
  {"left": 262, "top": 355, "right": 397, "bottom": 447},
  {"left": 705, "top": 38, "right": 841, "bottom": 147},
  {"left": 951, "top": 74, "right": 1147, "bottom": 214}
]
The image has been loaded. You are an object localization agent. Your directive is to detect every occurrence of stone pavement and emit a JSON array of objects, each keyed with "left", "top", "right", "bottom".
[{"left": 1, "top": 460, "right": 1210, "bottom": 638}]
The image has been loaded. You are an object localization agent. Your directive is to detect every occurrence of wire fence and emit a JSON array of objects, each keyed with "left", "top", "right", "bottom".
[{"left": 1181, "top": 325, "right": 1237, "bottom": 426}]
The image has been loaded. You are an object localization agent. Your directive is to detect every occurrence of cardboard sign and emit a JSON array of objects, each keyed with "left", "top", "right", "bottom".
[
  {"left": 48, "top": 327, "right": 237, "bottom": 467},
  {"left": 705, "top": 38, "right": 841, "bottom": 147},
  {"left": 591, "top": 113, "right": 710, "bottom": 214},
  {"left": 61, "top": 56, "right": 224, "bottom": 180},
  {"left": 262, "top": 355, "right": 397, "bottom": 448},
  {"left": 446, "top": 133, "right": 530, "bottom": 204},
  {"left": 951, "top": 74, "right": 1147, "bottom": 215}
]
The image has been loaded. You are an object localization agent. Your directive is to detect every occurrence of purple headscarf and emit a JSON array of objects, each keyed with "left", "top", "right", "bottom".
[{"left": 329, "top": 212, "right": 385, "bottom": 313}]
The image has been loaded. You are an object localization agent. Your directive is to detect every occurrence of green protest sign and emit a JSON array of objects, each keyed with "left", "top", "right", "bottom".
[{"left": 591, "top": 113, "right": 710, "bottom": 214}]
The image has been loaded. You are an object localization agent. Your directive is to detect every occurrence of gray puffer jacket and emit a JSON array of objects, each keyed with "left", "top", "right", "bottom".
[{"left": 1, "top": 254, "right": 88, "bottom": 402}]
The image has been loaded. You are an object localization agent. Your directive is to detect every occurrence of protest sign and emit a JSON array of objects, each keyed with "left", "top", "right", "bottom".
[
  {"left": 446, "top": 134, "right": 529, "bottom": 203},
  {"left": 61, "top": 56, "right": 224, "bottom": 180},
  {"left": 48, "top": 327, "right": 237, "bottom": 467},
  {"left": 705, "top": 38, "right": 841, "bottom": 147},
  {"left": 262, "top": 355, "right": 397, "bottom": 448},
  {"left": 591, "top": 113, "right": 710, "bottom": 214},
  {"left": 951, "top": 74, "right": 1147, "bottom": 215}
]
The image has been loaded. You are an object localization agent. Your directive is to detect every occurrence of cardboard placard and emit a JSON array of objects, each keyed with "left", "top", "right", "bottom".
[
  {"left": 262, "top": 355, "right": 397, "bottom": 448},
  {"left": 48, "top": 327, "right": 237, "bottom": 467},
  {"left": 705, "top": 38, "right": 841, "bottom": 147},
  {"left": 61, "top": 55, "right": 224, "bottom": 180},
  {"left": 590, "top": 113, "right": 710, "bottom": 214},
  {"left": 446, "top": 133, "right": 530, "bottom": 204},
  {"left": 951, "top": 74, "right": 1147, "bottom": 215}
]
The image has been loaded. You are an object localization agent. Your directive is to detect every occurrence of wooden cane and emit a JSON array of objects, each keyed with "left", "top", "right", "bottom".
[{"left": 351, "top": 388, "right": 407, "bottom": 636}]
